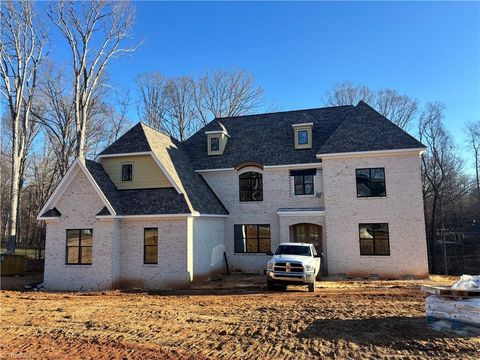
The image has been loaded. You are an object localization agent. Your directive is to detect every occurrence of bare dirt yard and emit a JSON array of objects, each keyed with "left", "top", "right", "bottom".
[{"left": 1, "top": 275, "right": 479, "bottom": 359}]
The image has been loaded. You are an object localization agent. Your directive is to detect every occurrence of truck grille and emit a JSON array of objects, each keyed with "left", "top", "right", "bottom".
[{"left": 273, "top": 262, "right": 304, "bottom": 273}]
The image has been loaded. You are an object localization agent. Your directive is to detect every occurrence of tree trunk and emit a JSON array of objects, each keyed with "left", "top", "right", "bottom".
[
  {"left": 428, "top": 193, "right": 438, "bottom": 274},
  {"left": 475, "top": 150, "right": 479, "bottom": 199},
  {"left": 6, "top": 153, "right": 20, "bottom": 255}
]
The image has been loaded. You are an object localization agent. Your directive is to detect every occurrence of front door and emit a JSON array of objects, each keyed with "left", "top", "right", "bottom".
[{"left": 291, "top": 223, "right": 325, "bottom": 275}]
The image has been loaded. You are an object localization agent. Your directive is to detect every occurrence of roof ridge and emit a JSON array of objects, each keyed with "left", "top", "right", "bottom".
[{"left": 213, "top": 104, "right": 355, "bottom": 121}]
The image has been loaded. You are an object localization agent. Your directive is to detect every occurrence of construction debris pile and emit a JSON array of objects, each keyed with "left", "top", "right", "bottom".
[{"left": 422, "top": 275, "right": 480, "bottom": 329}]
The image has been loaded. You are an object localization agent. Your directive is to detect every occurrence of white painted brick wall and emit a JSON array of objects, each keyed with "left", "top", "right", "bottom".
[
  {"left": 44, "top": 170, "right": 119, "bottom": 291},
  {"left": 322, "top": 154, "right": 429, "bottom": 277},
  {"left": 191, "top": 217, "right": 225, "bottom": 281},
  {"left": 201, "top": 166, "right": 324, "bottom": 273},
  {"left": 119, "top": 218, "right": 190, "bottom": 289}
]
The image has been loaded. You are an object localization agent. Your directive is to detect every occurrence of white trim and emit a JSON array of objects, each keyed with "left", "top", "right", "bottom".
[
  {"left": 292, "top": 122, "right": 313, "bottom": 128},
  {"left": 195, "top": 167, "right": 235, "bottom": 173},
  {"left": 148, "top": 151, "right": 183, "bottom": 194},
  {"left": 41, "top": 218, "right": 60, "bottom": 223},
  {"left": 97, "top": 213, "right": 228, "bottom": 220},
  {"left": 316, "top": 147, "right": 427, "bottom": 159},
  {"left": 205, "top": 130, "right": 227, "bottom": 135},
  {"left": 196, "top": 163, "right": 322, "bottom": 173},
  {"left": 264, "top": 162, "right": 322, "bottom": 170},
  {"left": 97, "top": 151, "right": 151, "bottom": 159},
  {"left": 37, "top": 159, "right": 117, "bottom": 220},
  {"left": 277, "top": 210, "right": 325, "bottom": 217}
]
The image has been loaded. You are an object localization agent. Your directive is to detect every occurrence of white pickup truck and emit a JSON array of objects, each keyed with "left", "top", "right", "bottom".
[{"left": 266, "top": 243, "right": 322, "bottom": 292}]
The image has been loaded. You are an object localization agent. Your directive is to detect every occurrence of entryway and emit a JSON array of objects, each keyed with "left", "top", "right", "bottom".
[{"left": 290, "top": 223, "right": 326, "bottom": 275}]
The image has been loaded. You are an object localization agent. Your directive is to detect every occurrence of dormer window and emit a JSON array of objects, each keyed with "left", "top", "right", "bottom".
[
  {"left": 292, "top": 123, "right": 313, "bottom": 149},
  {"left": 206, "top": 124, "right": 229, "bottom": 156},
  {"left": 122, "top": 163, "right": 133, "bottom": 181},
  {"left": 210, "top": 136, "right": 220, "bottom": 152}
]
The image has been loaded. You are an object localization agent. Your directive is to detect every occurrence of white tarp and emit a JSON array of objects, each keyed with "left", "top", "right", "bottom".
[{"left": 451, "top": 275, "right": 480, "bottom": 290}]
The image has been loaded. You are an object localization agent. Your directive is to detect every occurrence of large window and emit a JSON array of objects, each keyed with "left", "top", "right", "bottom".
[
  {"left": 294, "top": 175, "right": 314, "bottom": 195},
  {"left": 359, "top": 223, "right": 390, "bottom": 256},
  {"left": 66, "top": 229, "right": 93, "bottom": 265},
  {"left": 356, "top": 168, "right": 386, "bottom": 197},
  {"left": 234, "top": 224, "right": 270, "bottom": 253},
  {"left": 144, "top": 228, "right": 158, "bottom": 264},
  {"left": 122, "top": 163, "right": 133, "bottom": 181},
  {"left": 239, "top": 172, "right": 263, "bottom": 201}
]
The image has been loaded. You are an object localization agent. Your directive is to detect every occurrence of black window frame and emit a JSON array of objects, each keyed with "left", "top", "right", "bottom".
[
  {"left": 294, "top": 174, "right": 314, "bottom": 195},
  {"left": 121, "top": 163, "right": 133, "bottom": 182},
  {"left": 144, "top": 227, "right": 158, "bottom": 264},
  {"left": 359, "top": 223, "right": 390, "bottom": 256},
  {"left": 239, "top": 171, "right": 263, "bottom": 202},
  {"left": 210, "top": 136, "right": 220, "bottom": 152},
  {"left": 234, "top": 224, "right": 271, "bottom": 254},
  {"left": 65, "top": 229, "right": 93, "bottom": 265},
  {"left": 356, "top": 167, "right": 386, "bottom": 198}
]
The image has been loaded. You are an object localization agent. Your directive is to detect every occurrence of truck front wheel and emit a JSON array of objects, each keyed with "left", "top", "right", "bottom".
[
  {"left": 267, "top": 280, "right": 276, "bottom": 290},
  {"left": 308, "top": 282, "right": 316, "bottom": 292}
]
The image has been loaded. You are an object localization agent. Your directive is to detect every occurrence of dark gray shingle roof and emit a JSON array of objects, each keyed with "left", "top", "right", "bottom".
[
  {"left": 183, "top": 102, "right": 425, "bottom": 169},
  {"left": 318, "top": 101, "right": 425, "bottom": 154},
  {"left": 85, "top": 160, "right": 192, "bottom": 215},
  {"left": 41, "top": 207, "right": 61, "bottom": 217}
]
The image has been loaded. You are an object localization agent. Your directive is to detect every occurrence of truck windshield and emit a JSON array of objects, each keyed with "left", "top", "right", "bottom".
[{"left": 275, "top": 245, "right": 311, "bottom": 257}]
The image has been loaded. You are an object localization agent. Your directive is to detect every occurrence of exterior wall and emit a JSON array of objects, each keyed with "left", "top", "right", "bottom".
[
  {"left": 101, "top": 154, "right": 171, "bottom": 189},
  {"left": 201, "top": 166, "right": 324, "bottom": 274},
  {"left": 191, "top": 217, "right": 226, "bottom": 281},
  {"left": 118, "top": 218, "right": 190, "bottom": 289},
  {"left": 44, "top": 169, "right": 120, "bottom": 291},
  {"left": 322, "top": 153, "right": 429, "bottom": 278}
]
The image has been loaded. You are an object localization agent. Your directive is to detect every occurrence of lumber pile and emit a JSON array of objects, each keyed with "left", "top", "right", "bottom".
[{"left": 422, "top": 275, "right": 480, "bottom": 329}]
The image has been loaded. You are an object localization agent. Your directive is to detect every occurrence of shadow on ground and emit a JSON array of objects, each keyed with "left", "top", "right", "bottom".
[{"left": 298, "top": 316, "right": 480, "bottom": 348}]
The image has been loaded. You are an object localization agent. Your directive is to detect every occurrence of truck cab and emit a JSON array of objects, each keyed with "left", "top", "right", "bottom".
[{"left": 266, "top": 243, "right": 322, "bottom": 292}]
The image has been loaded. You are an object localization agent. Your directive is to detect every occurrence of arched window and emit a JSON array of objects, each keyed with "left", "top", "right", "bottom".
[{"left": 239, "top": 172, "right": 263, "bottom": 202}]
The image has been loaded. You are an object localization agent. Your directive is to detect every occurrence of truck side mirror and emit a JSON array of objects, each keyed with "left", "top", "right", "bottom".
[{"left": 266, "top": 250, "right": 273, "bottom": 256}]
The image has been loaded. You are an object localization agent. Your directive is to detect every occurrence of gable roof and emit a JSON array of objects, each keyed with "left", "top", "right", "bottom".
[
  {"left": 317, "top": 101, "right": 425, "bottom": 155},
  {"left": 183, "top": 105, "right": 355, "bottom": 170},
  {"left": 182, "top": 102, "right": 424, "bottom": 170},
  {"left": 97, "top": 123, "right": 228, "bottom": 216}
]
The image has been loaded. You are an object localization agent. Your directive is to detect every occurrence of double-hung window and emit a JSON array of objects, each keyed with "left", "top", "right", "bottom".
[
  {"left": 122, "top": 163, "right": 133, "bottom": 181},
  {"left": 359, "top": 223, "right": 390, "bottom": 256},
  {"left": 356, "top": 168, "right": 386, "bottom": 197},
  {"left": 234, "top": 224, "right": 271, "bottom": 253},
  {"left": 290, "top": 169, "right": 316, "bottom": 195},
  {"left": 66, "top": 229, "right": 93, "bottom": 265},
  {"left": 144, "top": 228, "right": 158, "bottom": 264}
]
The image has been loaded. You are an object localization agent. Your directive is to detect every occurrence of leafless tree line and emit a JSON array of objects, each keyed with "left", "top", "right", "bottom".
[
  {"left": 0, "top": 1, "right": 265, "bottom": 254},
  {"left": 136, "top": 69, "right": 264, "bottom": 141},
  {"left": 325, "top": 82, "right": 480, "bottom": 274}
]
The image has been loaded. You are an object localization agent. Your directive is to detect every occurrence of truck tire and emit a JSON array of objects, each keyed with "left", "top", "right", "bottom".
[
  {"left": 308, "top": 282, "right": 316, "bottom": 292},
  {"left": 267, "top": 281, "right": 276, "bottom": 291}
]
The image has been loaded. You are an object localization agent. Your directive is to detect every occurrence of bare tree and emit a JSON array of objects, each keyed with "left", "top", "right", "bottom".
[
  {"left": 33, "top": 63, "right": 76, "bottom": 177},
  {"left": 419, "top": 102, "right": 462, "bottom": 273},
  {"left": 324, "top": 81, "right": 418, "bottom": 130},
  {"left": 163, "top": 77, "right": 197, "bottom": 142},
  {"left": 324, "top": 81, "right": 374, "bottom": 108},
  {"left": 193, "top": 69, "right": 264, "bottom": 126},
  {"left": 48, "top": 0, "right": 138, "bottom": 161},
  {"left": 136, "top": 72, "right": 168, "bottom": 131},
  {"left": 465, "top": 120, "right": 480, "bottom": 198},
  {"left": 135, "top": 69, "right": 264, "bottom": 139},
  {"left": 0, "top": 0, "right": 46, "bottom": 254},
  {"left": 375, "top": 89, "right": 418, "bottom": 130}
]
